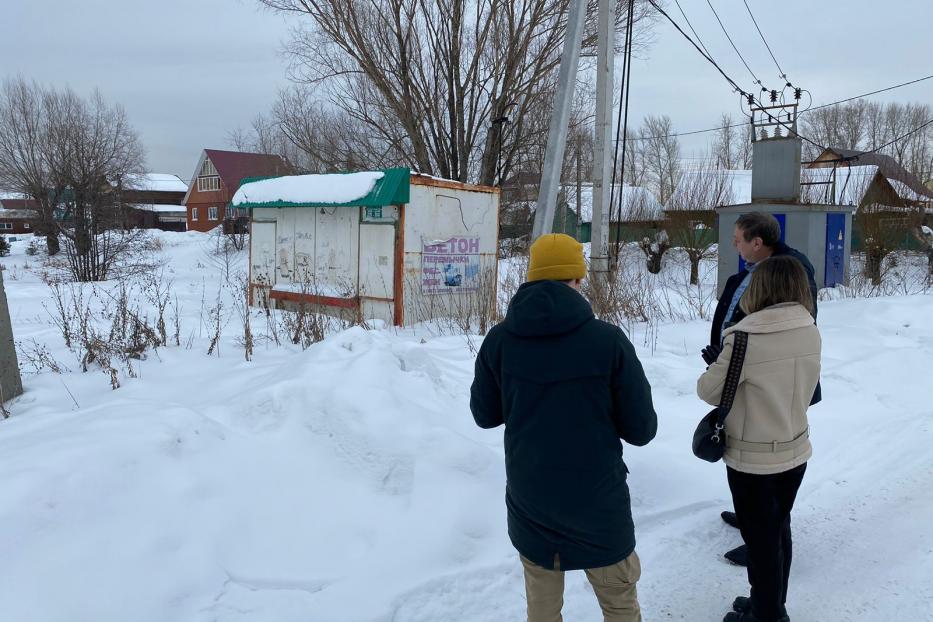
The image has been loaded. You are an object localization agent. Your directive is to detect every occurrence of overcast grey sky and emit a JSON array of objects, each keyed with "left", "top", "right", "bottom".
[{"left": 3, "top": 0, "right": 932, "bottom": 179}]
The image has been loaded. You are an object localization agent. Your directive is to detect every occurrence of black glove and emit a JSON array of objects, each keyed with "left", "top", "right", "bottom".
[{"left": 701, "top": 344, "right": 722, "bottom": 366}]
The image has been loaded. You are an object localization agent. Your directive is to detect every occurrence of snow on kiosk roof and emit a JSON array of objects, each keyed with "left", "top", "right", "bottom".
[{"left": 232, "top": 168, "right": 410, "bottom": 209}]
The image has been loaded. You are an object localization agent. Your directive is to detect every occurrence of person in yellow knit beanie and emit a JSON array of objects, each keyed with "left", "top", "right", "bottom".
[
  {"left": 471, "top": 232, "right": 657, "bottom": 622},
  {"left": 526, "top": 233, "right": 588, "bottom": 283}
]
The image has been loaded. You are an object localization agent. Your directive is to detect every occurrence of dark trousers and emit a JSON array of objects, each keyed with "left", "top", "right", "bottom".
[{"left": 727, "top": 463, "right": 806, "bottom": 622}]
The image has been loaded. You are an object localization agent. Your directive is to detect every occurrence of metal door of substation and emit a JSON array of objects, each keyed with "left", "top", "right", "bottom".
[{"left": 825, "top": 213, "right": 846, "bottom": 287}]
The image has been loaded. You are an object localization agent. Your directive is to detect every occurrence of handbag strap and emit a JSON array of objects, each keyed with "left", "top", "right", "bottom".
[{"left": 715, "top": 331, "right": 748, "bottom": 430}]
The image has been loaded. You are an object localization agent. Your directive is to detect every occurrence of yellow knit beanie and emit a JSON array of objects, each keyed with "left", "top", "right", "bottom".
[{"left": 527, "top": 233, "right": 587, "bottom": 282}]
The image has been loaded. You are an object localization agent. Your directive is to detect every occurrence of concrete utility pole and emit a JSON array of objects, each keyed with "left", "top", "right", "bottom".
[
  {"left": 533, "top": 0, "right": 617, "bottom": 289},
  {"left": 0, "top": 268, "right": 24, "bottom": 409},
  {"left": 590, "top": 0, "right": 616, "bottom": 284},
  {"left": 531, "top": 0, "right": 588, "bottom": 240}
]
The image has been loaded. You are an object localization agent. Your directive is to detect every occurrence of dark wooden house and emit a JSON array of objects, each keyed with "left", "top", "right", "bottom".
[
  {"left": 0, "top": 198, "right": 39, "bottom": 234},
  {"left": 122, "top": 174, "right": 188, "bottom": 231}
]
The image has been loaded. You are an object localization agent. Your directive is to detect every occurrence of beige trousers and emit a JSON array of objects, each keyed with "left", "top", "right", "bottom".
[{"left": 520, "top": 551, "right": 642, "bottom": 622}]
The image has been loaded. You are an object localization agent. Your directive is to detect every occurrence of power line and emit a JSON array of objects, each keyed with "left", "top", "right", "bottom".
[
  {"left": 810, "top": 74, "right": 933, "bottom": 111},
  {"left": 609, "top": 0, "right": 635, "bottom": 221},
  {"left": 648, "top": 2, "right": 933, "bottom": 155},
  {"left": 705, "top": 0, "right": 763, "bottom": 88},
  {"left": 673, "top": 0, "right": 713, "bottom": 60},
  {"left": 847, "top": 118, "right": 933, "bottom": 160},
  {"left": 613, "top": 0, "right": 637, "bottom": 259},
  {"left": 812, "top": 117, "right": 933, "bottom": 176},
  {"left": 632, "top": 123, "right": 742, "bottom": 141},
  {"left": 646, "top": 0, "right": 747, "bottom": 96},
  {"left": 742, "top": 0, "right": 786, "bottom": 81},
  {"left": 629, "top": 73, "right": 933, "bottom": 142},
  {"left": 647, "top": 0, "right": 824, "bottom": 150}
]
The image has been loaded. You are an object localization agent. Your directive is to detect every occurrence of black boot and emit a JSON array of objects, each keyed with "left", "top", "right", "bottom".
[
  {"left": 723, "top": 611, "right": 789, "bottom": 622},
  {"left": 724, "top": 543, "right": 748, "bottom": 566},
  {"left": 721, "top": 511, "right": 740, "bottom": 529},
  {"left": 732, "top": 596, "right": 751, "bottom": 612}
]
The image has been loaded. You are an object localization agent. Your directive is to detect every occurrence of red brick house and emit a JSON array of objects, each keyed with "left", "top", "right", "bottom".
[
  {"left": 182, "top": 150, "right": 289, "bottom": 233},
  {"left": 0, "top": 198, "right": 39, "bottom": 234}
]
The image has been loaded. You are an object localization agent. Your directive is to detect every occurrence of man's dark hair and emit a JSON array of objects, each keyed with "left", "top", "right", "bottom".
[{"left": 736, "top": 212, "right": 781, "bottom": 247}]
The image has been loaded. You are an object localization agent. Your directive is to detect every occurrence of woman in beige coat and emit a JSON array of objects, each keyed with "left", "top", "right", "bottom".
[{"left": 698, "top": 255, "right": 821, "bottom": 622}]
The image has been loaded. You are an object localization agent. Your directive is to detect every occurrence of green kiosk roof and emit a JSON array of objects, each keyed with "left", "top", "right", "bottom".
[{"left": 232, "top": 167, "right": 410, "bottom": 209}]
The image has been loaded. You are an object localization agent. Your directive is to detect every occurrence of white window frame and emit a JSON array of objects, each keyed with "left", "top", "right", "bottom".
[
  {"left": 197, "top": 175, "right": 221, "bottom": 192},
  {"left": 200, "top": 159, "right": 217, "bottom": 177},
  {"left": 208, "top": 206, "right": 219, "bottom": 221},
  {"left": 191, "top": 207, "right": 199, "bottom": 221},
  {"left": 24, "top": 222, "right": 31, "bottom": 229},
  {"left": 0, "top": 222, "right": 12, "bottom": 230},
  {"left": 197, "top": 158, "right": 220, "bottom": 192}
]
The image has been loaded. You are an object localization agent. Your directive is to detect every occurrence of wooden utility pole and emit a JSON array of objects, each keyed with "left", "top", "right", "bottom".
[{"left": 0, "top": 268, "right": 23, "bottom": 412}]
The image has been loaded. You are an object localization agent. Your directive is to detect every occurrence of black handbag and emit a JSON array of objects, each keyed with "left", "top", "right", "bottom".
[{"left": 693, "top": 331, "right": 748, "bottom": 463}]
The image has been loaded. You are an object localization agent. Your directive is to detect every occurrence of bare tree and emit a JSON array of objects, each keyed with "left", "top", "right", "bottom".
[
  {"left": 53, "top": 90, "right": 147, "bottom": 281},
  {"left": 711, "top": 114, "right": 753, "bottom": 170},
  {"left": 856, "top": 203, "right": 912, "bottom": 286},
  {"left": 712, "top": 114, "right": 737, "bottom": 170},
  {"left": 228, "top": 111, "right": 306, "bottom": 170},
  {"left": 738, "top": 122, "right": 754, "bottom": 169},
  {"left": 801, "top": 99, "right": 933, "bottom": 274},
  {"left": 801, "top": 103, "right": 843, "bottom": 161},
  {"left": 0, "top": 78, "right": 147, "bottom": 280},
  {"left": 801, "top": 100, "right": 933, "bottom": 182},
  {"left": 664, "top": 166, "right": 734, "bottom": 284},
  {"left": 900, "top": 103, "right": 933, "bottom": 183},
  {"left": 256, "top": 0, "right": 655, "bottom": 186},
  {"left": 491, "top": 73, "right": 596, "bottom": 246},
  {"left": 621, "top": 127, "right": 650, "bottom": 188},
  {"left": 636, "top": 114, "right": 681, "bottom": 204},
  {"left": 839, "top": 99, "right": 868, "bottom": 151},
  {"left": 0, "top": 77, "right": 67, "bottom": 254},
  {"left": 611, "top": 186, "right": 666, "bottom": 274},
  {"left": 276, "top": 86, "right": 398, "bottom": 173}
]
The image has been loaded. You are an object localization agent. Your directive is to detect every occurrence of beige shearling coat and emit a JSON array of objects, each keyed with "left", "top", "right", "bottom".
[{"left": 697, "top": 302, "right": 821, "bottom": 475}]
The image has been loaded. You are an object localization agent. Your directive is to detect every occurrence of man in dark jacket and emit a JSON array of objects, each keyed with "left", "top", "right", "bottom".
[
  {"left": 471, "top": 233, "right": 657, "bottom": 622},
  {"left": 704, "top": 212, "right": 820, "bottom": 569},
  {"left": 706, "top": 214, "right": 819, "bottom": 358}
]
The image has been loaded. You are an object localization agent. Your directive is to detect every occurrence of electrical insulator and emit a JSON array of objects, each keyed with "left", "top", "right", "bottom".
[
  {"left": 794, "top": 87, "right": 802, "bottom": 100},
  {"left": 747, "top": 93, "right": 755, "bottom": 106},
  {"left": 770, "top": 90, "right": 778, "bottom": 103}
]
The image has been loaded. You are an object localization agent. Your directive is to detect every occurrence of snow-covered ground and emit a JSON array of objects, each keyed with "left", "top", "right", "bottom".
[{"left": 1, "top": 231, "right": 931, "bottom": 621}]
